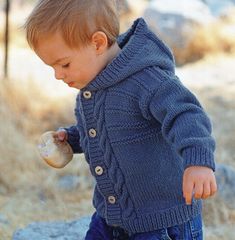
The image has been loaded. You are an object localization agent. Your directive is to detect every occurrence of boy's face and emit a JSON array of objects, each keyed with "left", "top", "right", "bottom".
[{"left": 35, "top": 32, "right": 106, "bottom": 89}]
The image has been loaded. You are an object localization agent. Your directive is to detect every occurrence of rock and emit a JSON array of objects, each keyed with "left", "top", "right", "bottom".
[
  {"left": 205, "top": 225, "right": 235, "bottom": 240},
  {"left": 202, "top": 163, "right": 235, "bottom": 227},
  {"left": 215, "top": 163, "right": 235, "bottom": 209},
  {"left": 202, "top": 0, "right": 235, "bottom": 16},
  {"left": 0, "top": 214, "right": 9, "bottom": 225},
  {"left": 57, "top": 174, "right": 94, "bottom": 191},
  {"left": 117, "top": 0, "right": 130, "bottom": 15},
  {"left": 57, "top": 175, "right": 80, "bottom": 191},
  {"left": 143, "top": 0, "right": 214, "bottom": 49},
  {"left": 12, "top": 217, "right": 90, "bottom": 240}
]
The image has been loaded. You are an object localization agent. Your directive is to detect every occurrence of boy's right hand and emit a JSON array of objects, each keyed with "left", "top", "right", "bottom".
[
  {"left": 53, "top": 129, "right": 68, "bottom": 142},
  {"left": 183, "top": 166, "right": 217, "bottom": 205}
]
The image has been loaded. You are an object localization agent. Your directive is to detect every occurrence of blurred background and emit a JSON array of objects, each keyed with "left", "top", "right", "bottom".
[{"left": 0, "top": 0, "right": 235, "bottom": 239}]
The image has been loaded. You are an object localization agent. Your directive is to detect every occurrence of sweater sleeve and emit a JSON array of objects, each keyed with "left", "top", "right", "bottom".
[
  {"left": 63, "top": 125, "right": 83, "bottom": 154},
  {"left": 62, "top": 93, "right": 83, "bottom": 154},
  {"left": 148, "top": 76, "right": 216, "bottom": 171}
]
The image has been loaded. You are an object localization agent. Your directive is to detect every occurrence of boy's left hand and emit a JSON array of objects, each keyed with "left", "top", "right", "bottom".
[{"left": 183, "top": 166, "right": 217, "bottom": 205}]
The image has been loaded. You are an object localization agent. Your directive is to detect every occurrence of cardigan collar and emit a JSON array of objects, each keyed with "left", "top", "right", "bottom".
[{"left": 84, "top": 18, "right": 175, "bottom": 91}]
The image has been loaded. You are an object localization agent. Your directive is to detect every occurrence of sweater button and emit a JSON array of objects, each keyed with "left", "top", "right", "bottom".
[
  {"left": 108, "top": 196, "right": 116, "bottom": 204},
  {"left": 88, "top": 129, "right": 97, "bottom": 138},
  {"left": 95, "top": 166, "right": 104, "bottom": 176},
  {"left": 83, "top": 91, "right": 92, "bottom": 99}
]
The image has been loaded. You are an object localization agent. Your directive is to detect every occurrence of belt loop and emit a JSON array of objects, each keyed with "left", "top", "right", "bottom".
[
  {"left": 112, "top": 226, "right": 129, "bottom": 240},
  {"left": 113, "top": 227, "right": 120, "bottom": 240}
]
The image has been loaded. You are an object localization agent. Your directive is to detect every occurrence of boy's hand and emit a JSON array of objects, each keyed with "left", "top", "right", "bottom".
[
  {"left": 183, "top": 166, "right": 217, "bottom": 205},
  {"left": 53, "top": 129, "right": 68, "bottom": 142}
]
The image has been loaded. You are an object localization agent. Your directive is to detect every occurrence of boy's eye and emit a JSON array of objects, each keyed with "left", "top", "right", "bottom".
[{"left": 62, "top": 63, "right": 70, "bottom": 68}]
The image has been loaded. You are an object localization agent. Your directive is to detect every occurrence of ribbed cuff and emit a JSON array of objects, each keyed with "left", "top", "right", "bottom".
[
  {"left": 182, "top": 147, "right": 215, "bottom": 171},
  {"left": 63, "top": 126, "right": 83, "bottom": 154}
]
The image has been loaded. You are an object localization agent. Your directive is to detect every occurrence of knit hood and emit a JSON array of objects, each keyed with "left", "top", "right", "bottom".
[{"left": 85, "top": 18, "right": 175, "bottom": 91}]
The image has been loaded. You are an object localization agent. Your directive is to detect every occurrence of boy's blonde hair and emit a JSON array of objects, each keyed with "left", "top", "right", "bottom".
[{"left": 25, "top": 0, "right": 120, "bottom": 50}]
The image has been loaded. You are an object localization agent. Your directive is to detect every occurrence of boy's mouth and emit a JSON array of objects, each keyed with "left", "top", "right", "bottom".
[{"left": 67, "top": 81, "right": 75, "bottom": 87}]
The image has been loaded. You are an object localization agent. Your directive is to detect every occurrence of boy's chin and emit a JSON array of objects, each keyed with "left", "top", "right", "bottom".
[
  {"left": 66, "top": 80, "right": 91, "bottom": 90},
  {"left": 66, "top": 82, "right": 81, "bottom": 89}
]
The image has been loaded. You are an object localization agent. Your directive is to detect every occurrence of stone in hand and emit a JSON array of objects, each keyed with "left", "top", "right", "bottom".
[{"left": 37, "top": 131, "right": 73, "bottom": 168}]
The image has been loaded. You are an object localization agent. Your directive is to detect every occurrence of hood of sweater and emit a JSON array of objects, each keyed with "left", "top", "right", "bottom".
[{"left": 85, "top": 18, "right": 175, "bottom": 91}]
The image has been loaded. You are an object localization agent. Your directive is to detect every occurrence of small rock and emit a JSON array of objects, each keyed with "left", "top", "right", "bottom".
[
  {"left": 57, "top": 175, "right": 80, "bottom": 191},
  {"left": 0, "top": 214, "right": 9, "bottom": 225},
  {"left": 12, "top": 217, "right": 90, "bottom": 240},
  {"left": 215, "top": 163, "right": 235, "bottom": 209},
  {"left": 57, "top": 175, "right": 93, "bottom": 191},
  {"left": 203, "top": 0, "right": 235, "bottom": 16},
  {"left": 143, "top": 0, "right": 214, "bottom": 49}
]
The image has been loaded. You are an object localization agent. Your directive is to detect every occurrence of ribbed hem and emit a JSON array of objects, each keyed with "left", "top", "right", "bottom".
[
  {"left": 122, "top": 201, "right": 202, "bottom": 235},
  {"left": 182, "top": 147, "right": 215, "bottom": 171}
]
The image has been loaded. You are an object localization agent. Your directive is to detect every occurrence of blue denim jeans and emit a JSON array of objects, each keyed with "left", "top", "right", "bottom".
[{"left": 85, "top": 212, "right": 203, "bottom": 240}]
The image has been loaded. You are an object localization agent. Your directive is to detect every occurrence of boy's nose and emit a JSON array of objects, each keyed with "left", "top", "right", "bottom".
[{"left": 54, "top": 70, "right": 65, "bottom": 80}]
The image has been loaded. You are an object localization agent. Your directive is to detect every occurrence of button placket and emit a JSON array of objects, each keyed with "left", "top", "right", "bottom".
[{"left": 80, "top": 90, "right": 123, "bottom": 225}]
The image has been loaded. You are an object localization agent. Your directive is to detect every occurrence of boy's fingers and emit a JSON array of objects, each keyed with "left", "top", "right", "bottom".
[
  {"left": 52, "top": 130, "right": 67, "bottom": 142},
  {"left": 202, "top": 182, "right": 211, "bottom": 199},
  {"left": 55, "top": 130, "right": 67, "bottom": 141},
  {"left": 183, "top": 180, "right": 194, "bottom": 205},
  {"left": 194, "top": 182, "right": 203, "bottom": 199},
  {"left": 210, "top": 180, "right": 217, "bottom": 196},
  {"left": 58, "top": 131, "right": 66, "bottom": 140}
]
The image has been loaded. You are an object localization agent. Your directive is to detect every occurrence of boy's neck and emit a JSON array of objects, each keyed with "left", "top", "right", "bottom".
[{"left": 106, "top": 42, "right": 121, "bottom": 64}]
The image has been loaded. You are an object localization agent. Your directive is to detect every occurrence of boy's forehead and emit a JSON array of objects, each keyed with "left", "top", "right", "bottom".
[
  {"left": 37, "top": 31, "right": 64, "bottom": 46},
  {"left": 36, "top": 31, "right": 81, "bottom": 56},
  {"left": 35, "top": 35, "right": 71, "bottom": 65}
]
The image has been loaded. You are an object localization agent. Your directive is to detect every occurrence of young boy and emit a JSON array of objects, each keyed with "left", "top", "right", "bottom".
[{"left": 25, "top": 0, "right": 217, "bottom": 239}]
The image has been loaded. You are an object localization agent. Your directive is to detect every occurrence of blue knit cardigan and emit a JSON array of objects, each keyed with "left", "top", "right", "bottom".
[{"left": 65, "top": 18, "right": 216, "bottom": 234}]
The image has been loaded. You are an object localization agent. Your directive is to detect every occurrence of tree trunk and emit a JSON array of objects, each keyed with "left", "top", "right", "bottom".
[{"left": 4, "top": 0, "right": 10, "bottom": 79}]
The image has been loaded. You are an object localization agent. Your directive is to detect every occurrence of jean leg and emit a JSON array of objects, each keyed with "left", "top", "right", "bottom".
[
  {"left": 130, "top": 228, "right": 171, "bottom": 240},
  {"left": 167, "top": 214, "right": 203, "bottom": 240},
  {"left": 187, "top": 214, "right": 203, "bottom": 240},
  {"left": 85, "top": 212, "right": 113, "bottom": 240}
]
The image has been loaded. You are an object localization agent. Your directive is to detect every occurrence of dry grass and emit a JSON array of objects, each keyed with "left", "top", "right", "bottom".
[
  {"left": 0, "top": 79, "right": 81, "bottom": 181},
  {"left": 120, "top": 4, "right": 235, "bottom": 65},
  {"left": 0, "top": 10, "right": 27, "bottom": 48},
  {"left": 174, "top": 9, "right": 235, "bottom": 65},
  {"left": 0, "top": 80, "right": 75, "bottom": 140},
  {"left": 0, "top": 81, "right": 94, "bottom": 239},
  {"left": 0, "top": 1, "right": 39, "bottom": 47}
]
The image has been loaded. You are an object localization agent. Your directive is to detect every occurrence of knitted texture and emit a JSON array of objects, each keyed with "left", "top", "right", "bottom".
[
  {"left": 64, "top": 126, "right": 83, "bottom": 153},
  {"left": 66, "top": 18, "right": 215, "bottom": 234}
]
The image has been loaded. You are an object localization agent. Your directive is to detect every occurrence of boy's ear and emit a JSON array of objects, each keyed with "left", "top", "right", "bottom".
[{"left": 91, "top": 31, "right": 108, "bottom": 54}]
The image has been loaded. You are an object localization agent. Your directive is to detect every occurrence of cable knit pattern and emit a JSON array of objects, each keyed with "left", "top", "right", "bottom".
[
  {"left": 94, "top": 90, "right": 136, "bottom": 219},
  {"left": 65, "top": 18, "right": 216, "bottom": 234}
]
